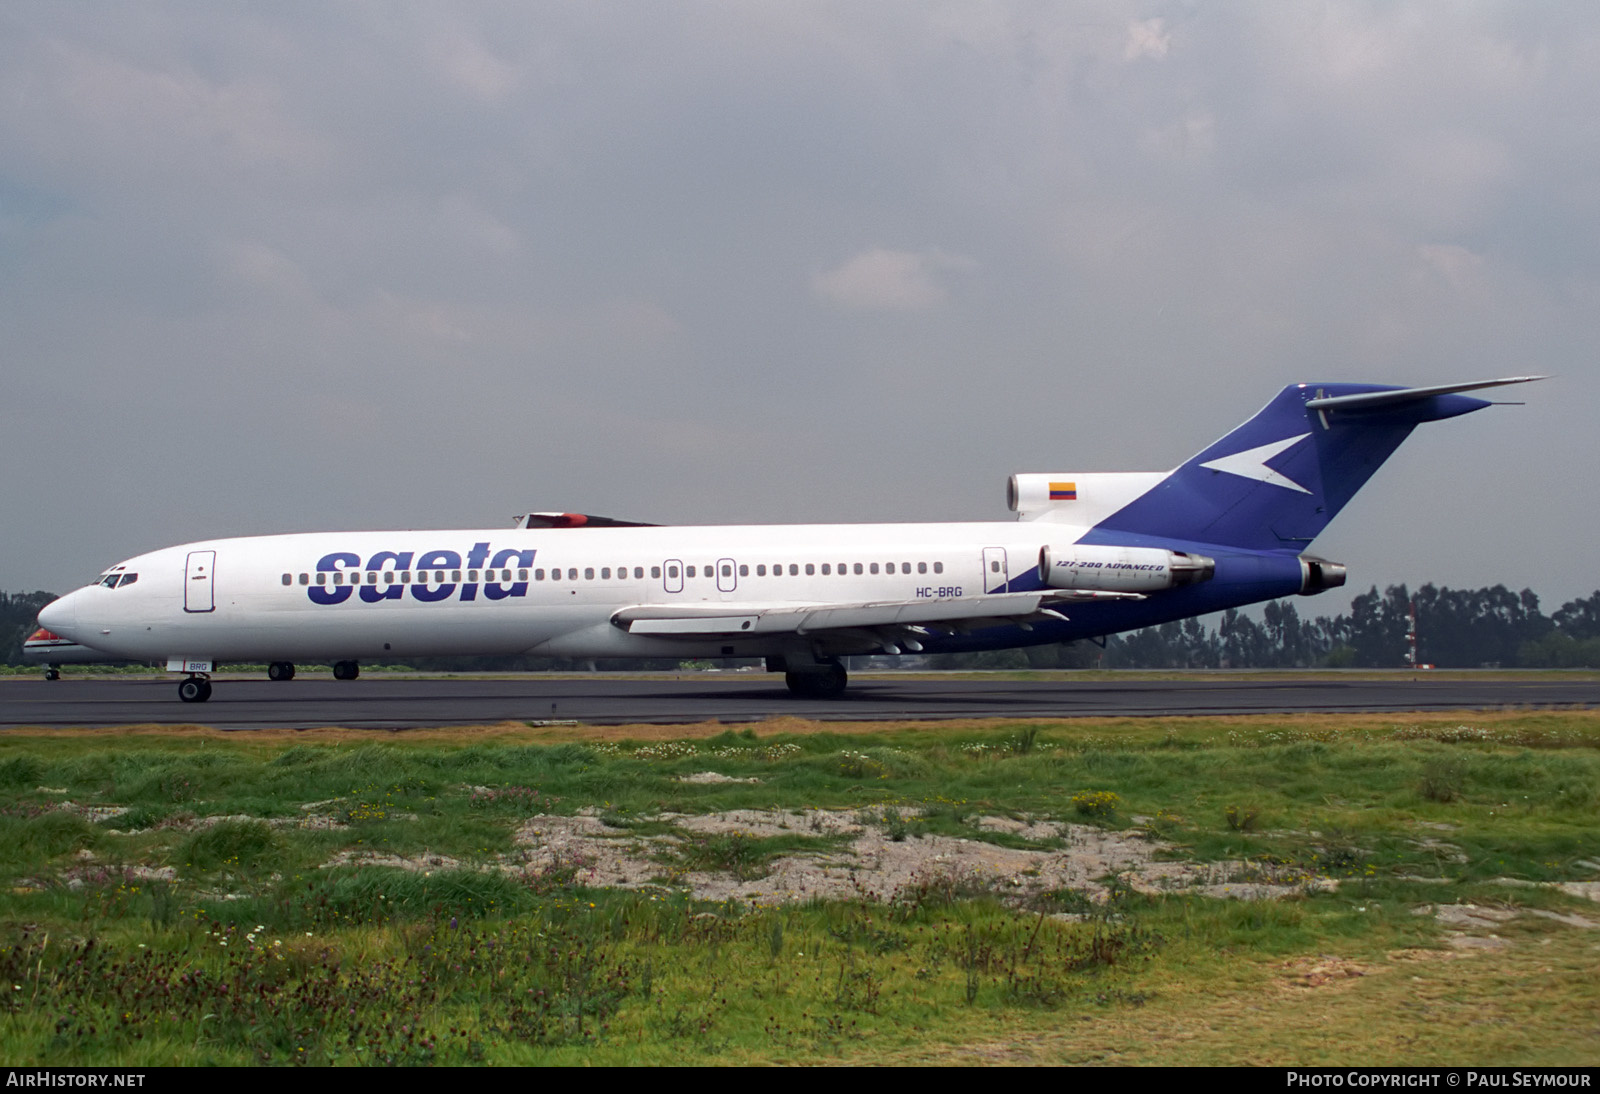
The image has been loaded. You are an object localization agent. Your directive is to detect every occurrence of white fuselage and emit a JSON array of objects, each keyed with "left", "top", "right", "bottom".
[{"left": 46, "top": 521, "right": 1110, "bottom": 664}]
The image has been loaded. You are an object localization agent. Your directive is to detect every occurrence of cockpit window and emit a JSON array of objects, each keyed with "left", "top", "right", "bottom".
[{"left": 118, "top": 573, "right": 138, "bottom": 588}]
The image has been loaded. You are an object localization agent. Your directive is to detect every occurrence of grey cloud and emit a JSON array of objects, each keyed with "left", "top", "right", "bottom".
[{"left": 1, "top": 2, "right": 1595, "bottom": 605}]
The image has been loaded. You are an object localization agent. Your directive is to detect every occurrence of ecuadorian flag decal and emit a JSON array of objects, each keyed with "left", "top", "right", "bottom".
[{"left": 1049, "top": 481, "right": 1077, "bottom": 501}]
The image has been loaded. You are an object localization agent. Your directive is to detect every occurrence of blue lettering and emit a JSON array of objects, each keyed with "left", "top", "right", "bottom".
[
  {"left": 459, "top": 541, "right": 491, "bottom": 602},
  {"left": 359, "top": 550, "right": 413, "bottom": 603},
  {"left": 484, "top": 548, "right": 536, "bottom": 600},
  {"left": 307, "top": 543, "right": 544, "bottom": 606},
  {"left": 411, "top": 549, "right": 461, "bottom": 602},
  {"left": 309, "top": 552, "right": 359, "bottom": 604}
]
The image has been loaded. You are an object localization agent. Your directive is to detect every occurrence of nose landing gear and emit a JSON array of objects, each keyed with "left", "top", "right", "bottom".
[
  {"left": 267, "top": 661, "right": 296, "bottom": 682},
  {"left": 177, "top": 675, "right": 212, "bottom": 703}
]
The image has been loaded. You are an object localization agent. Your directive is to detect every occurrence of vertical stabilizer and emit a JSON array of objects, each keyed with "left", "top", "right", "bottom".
[{"left": 1081, "top": 377, "right": 1541, "bottom": 552}]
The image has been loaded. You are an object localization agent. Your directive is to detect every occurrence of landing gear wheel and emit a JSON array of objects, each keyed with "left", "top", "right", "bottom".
[
  {"left": 44, "top": 668, "right": 60, "bottom": 681},
  {"left": 332, "top": 660, "right": 360, "bottom": 681},
  {"left": 784, "top": 660, "right": 848, "bottom": 699},
  {"left": 178, "top": 676, "right": 212, "bottom": 703},
  {"left": 267, "top": 661, "right": 296, "bottom": 682}
]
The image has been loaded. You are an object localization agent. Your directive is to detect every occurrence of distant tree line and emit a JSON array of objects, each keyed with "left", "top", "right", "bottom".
[
  {"left": 5, "top": 584, "right": 1600, "bottom": 670},
  {"left": 0, "top": 591, "right": 55, "bottom": 665},
  {"left": 937, "top": 584, "right": 1600, "bottom": 670}
]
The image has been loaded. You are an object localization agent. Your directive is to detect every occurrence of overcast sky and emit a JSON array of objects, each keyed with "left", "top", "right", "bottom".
[{"left": 4, "top": 2, "right": 1595, "bottom": 609}]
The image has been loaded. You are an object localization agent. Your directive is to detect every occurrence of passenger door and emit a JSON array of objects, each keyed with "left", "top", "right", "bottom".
[
  {"left": 981, "top": 547, "right": 1009, "bottom": 594},
  {"left": 184, "top": 550, "right": 216, "bottom": 613}
]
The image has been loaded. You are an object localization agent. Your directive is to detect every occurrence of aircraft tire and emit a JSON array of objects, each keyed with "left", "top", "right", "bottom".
[
  {"left": 44, "top": 669, "right": 60, "bottom": 681},
  {"left": 333, "top": 660, "right": 360, "bottom": 681},
  {"left": 784, "top": 660, "right": 848, "bottom": 699},
  {"left": 268, "top": 661, "right": 296, "bottom": 682},
  {"left": 178, "top": 677, "right": 210, "bottom": 703}
]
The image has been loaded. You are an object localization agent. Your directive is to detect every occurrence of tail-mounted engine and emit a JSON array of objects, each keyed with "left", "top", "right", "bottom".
[
  {"left": 1038, "top": 544, "right": 1215, "bottom": 593},
  {"left": 1297, "top": 556, "right": 1347, "bottom": 595}
]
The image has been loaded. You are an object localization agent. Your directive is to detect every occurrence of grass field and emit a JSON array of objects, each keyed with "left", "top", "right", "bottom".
[{"left": 0, "top": 709, "right": 1596, "bottom": 1065}]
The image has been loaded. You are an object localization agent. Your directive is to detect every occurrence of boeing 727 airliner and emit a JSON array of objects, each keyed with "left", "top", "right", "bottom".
[{"left": 35, "top": 378, "right": 1540, "bottom": 702}]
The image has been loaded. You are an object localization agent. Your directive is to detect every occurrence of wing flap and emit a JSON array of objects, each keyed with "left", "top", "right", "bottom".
[{"left": 614, "top": 589, "right": 1144, "bottom": 638}]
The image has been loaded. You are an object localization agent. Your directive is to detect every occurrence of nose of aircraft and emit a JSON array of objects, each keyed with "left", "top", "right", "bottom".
[{"left": 36, "top": 592, "right": 80, "bottom": 642}]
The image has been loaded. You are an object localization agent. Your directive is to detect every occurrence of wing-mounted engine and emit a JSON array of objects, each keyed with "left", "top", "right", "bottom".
[{"left": 1037, "top": 544, "right": 1215, "bottom": 593}]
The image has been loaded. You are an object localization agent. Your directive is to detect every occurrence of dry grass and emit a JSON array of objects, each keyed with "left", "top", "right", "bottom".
[{"left": 9, "top": 706, "right": 1600, "bottom": 746}]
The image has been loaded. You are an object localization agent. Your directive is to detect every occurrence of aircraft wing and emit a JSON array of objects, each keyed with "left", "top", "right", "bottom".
[{"left": 612, "top": 589, "right": 1142, "bottom": 642}]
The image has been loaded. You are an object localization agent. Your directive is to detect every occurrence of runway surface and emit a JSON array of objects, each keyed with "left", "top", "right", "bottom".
[{"left": 2, "top": 673, "right": 1596, "bottom": 730}]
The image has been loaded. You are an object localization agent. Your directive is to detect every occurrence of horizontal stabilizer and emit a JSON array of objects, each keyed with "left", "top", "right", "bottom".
[{"left": 1304, "top": 375, "right": 1546, "bottom": 412}]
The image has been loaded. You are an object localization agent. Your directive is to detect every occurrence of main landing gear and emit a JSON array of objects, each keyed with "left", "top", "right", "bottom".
[
  {"left": 178, "top": 675, "right": 212, "bottom": 703},
  {"left": 783, "top": 658, "right": 848, "bottom": 699},
  {"left": 267, "top": 661, "right": 296, "bottom": 681},
  {"left": 43, "top": 667, "right": 60, "bottom": 681},
  {"left": 332, "top": 660, "right": 360, "bottom": 681}
]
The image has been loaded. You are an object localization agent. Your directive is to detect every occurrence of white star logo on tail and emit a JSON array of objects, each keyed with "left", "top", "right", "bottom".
[{"left": 1199, "top": 434, "right": 1312, "bottom": 494}]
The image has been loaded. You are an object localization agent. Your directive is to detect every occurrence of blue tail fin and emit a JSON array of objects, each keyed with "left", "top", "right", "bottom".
[{"left": 1083, "top": 378, "right": 1541, "bottom": 552}]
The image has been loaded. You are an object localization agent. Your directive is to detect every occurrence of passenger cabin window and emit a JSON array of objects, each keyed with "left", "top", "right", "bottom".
[{"left": 934, "top": 562, "right": 944, "bottom": 574}]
